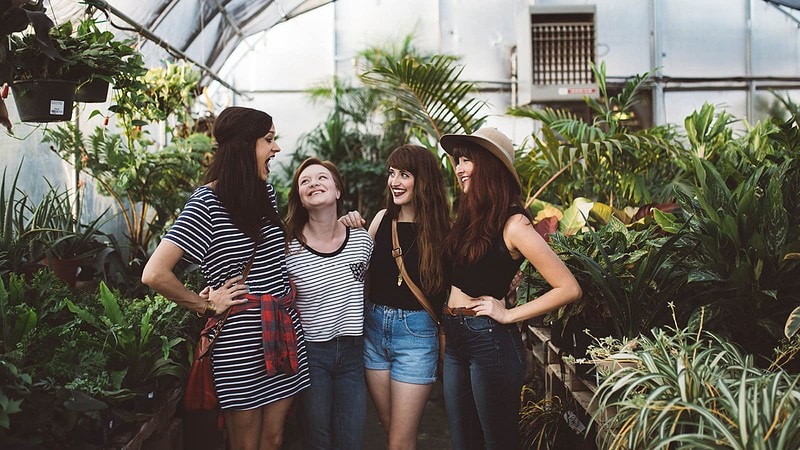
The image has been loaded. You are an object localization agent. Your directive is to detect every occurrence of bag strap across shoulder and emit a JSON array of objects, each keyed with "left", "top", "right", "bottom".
[{"left": 391, "top": 219, "right": 440, "bottom": 325}]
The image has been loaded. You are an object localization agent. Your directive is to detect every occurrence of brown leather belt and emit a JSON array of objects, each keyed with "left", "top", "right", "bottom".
[{"left": 443, "top": 305, "right": 478, "bottom": 317}]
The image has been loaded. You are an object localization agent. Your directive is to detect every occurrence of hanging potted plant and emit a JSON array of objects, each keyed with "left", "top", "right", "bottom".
[
  {"left": 0, "top": 0, "right": 73, "bottom": 123},
  {"left": 68, "top": 18, "right": 144, "bottom": 103},
  {"left": 0, "top": 14, "right": 143, "bottom": 122}
]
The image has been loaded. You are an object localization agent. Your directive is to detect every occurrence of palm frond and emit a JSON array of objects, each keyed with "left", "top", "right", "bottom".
[{"left": 360, "top": 54, "right": 487, "bottom": 139}]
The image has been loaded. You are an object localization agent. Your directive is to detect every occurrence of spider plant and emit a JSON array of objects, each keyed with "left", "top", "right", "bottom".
[{"left": 591, "top": 313, "right": 800, "bottom": 450}]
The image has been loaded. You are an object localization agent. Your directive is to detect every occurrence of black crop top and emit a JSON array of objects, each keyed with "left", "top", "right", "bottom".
[
  {"left": 368, "top": 213, "right": 446, "bottom": 311},
  {"left": 450, "top": 207, "right": 526, "bottom": 299}
]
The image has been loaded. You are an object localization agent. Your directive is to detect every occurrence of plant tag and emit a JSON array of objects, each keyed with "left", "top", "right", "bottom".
[
  {"left": 50, "top": 100, "right": 65, "bottom": 115},
  {"left": 563, "top": 410, "right": 586, "bottom": 434}
]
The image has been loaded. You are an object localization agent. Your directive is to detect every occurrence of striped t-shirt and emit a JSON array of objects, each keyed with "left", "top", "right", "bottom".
[{"left": 286, "top": 227, "right": 373, "bottom": 342}]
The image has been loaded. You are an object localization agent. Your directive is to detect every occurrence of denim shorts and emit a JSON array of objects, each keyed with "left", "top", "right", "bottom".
[{"left": 363, "top": 302, "right": 438, "bottom": 385}]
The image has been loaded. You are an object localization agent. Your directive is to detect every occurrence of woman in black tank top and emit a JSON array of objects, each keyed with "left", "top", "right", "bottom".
[
  {"left": 439, "top": 128, "right": 582, "bottom": 450},
  {"left": 360, "top": 145, "right": 450, "bottom": 449}
]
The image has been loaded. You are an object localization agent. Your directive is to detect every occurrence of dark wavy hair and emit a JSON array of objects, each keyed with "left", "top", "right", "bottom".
[
  {"left": 286, "top": 157, "right": 345, "bottom": 244},
  {"left": 204, "top": 106, "right": 283, "bottom": 240},
  {"left": 444, "top": 143, "right": 526, "bottom": 265},
  {"left": 385, "top": 145, "right": 451, "bottom": 296}
]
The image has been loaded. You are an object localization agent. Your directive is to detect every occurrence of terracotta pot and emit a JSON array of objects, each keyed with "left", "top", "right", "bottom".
[{"left": 48, "top": 257, "right": 87, "bottom": 287}]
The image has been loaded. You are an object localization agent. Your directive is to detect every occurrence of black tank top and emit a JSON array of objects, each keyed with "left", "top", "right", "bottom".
[
  {"left": 368, "top": 213, "right": 446, "bottom": 311},
  {"left": 450, "top": 207, "right": 526, "bottom": 299}
]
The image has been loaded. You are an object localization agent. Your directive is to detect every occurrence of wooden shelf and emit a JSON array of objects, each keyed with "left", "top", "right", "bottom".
[{"left": 527, "top": 324, "right": 602, "bottom": 425}]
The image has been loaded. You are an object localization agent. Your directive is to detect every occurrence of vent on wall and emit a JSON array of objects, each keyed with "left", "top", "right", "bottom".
[{"left": 524, "top": 5, "right": 599, "bottom": 103}]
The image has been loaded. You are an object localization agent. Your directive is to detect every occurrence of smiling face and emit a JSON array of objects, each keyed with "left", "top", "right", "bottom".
[
  {"left": 255, "top": 124, "right": 280, "bottom": 181},
  {"left": 298, "top": 164, "right": 340, "bottom": 210},
  {"left": 455, "top": 155, "right": 474, "bottom": 194},
  {"left": 387, "top": 166, "right": 415, "bottom": 207}
]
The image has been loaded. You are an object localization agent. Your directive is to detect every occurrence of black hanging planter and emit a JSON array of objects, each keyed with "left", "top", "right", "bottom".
[
  {"left": 75, "top": 78, "right": 110, "bottom": 103},
  {"left": 10, "top": 79, "right": 77, "bottom": 122}
]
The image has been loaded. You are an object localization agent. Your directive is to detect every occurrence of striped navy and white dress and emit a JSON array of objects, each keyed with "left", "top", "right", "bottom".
[{"left": 164, "top": 185, "right": 310, "bottom": 410}]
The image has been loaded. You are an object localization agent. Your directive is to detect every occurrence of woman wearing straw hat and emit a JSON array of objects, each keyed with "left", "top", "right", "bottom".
[{"left": 439, "top": 127, "right": 581, "bottom": 450}]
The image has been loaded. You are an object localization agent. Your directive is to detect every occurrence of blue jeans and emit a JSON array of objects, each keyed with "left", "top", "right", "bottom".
[
  {"left": 299, "top": 336, "right": 366, "bottom": 450},
  {"left": 442, "top": 312, "right": 525, "bottom": 450},
  {"left": 363, "top": 302, "right": 439, "bottom": 384}
]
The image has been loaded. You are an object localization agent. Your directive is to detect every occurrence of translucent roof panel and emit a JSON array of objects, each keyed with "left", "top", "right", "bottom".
[{"left": 50, "top": 0, "right": 332, "bottom": 82}]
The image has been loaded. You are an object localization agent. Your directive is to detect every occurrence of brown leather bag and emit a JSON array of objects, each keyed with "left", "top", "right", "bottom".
[{"left": 184, "top": 334, "right": 218, "bottom": 411}]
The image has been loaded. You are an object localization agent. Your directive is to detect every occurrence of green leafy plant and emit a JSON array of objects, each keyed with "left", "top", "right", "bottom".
[
  {"left": 0, "top": 163, "right": 35, "bottom": 275},
  {"left": 360, "top": 53, "right": 487, "bottom": 142},
  {"left": 0, "top": 274, "right": 37, "bottom": 355},
  {"left": 26, "top": 180, "right": 110, "bottom": 261},
  {"left": 64, "top": 18, "right": 144, "bottom": 91},
  {"left": 591, "top": 309, "right": 800, "bottom": 450},
  {"left": 671, "top": 154, "right": 800, "bottom": 356},
  {"left": 0, "top": 358, "right": 31, "bottom": 430},
  {"left": 63, "top": 283, "right": 186, "bottom": 391},
  {"left": 1, "top": 18, "right": 138, "bottom": 85},
  {"left": 510, "top": 62, "right": 688, "bottom": 208},
  {"left": 531, "top": 216, "right": 689, "bottom": 340}
]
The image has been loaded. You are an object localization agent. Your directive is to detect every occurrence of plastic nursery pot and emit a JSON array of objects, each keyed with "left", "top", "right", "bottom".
[
  {"left": 75, "top": 78, "right": 110, "bottom": 103},
  {"left": 10, "top": 79, "right": 77, "bottom": 122}
]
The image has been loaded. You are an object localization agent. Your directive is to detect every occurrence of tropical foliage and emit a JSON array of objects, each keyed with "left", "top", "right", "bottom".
[
  {"left": 544, "top": 217, "right": 689, "bottom": 339},
  {"left": 663, "top": 115, "right": 800, "bottom": 357},
  {"left": 510, "top": 62, "right": 688, "bottom": 208},
  {"left": 0, "top": 272, "right": 193, "bottom": 447}
]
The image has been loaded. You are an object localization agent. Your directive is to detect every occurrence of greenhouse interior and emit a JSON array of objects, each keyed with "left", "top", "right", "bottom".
[{"left": 1, "top": 0, "right": 799, "bottom": 449}]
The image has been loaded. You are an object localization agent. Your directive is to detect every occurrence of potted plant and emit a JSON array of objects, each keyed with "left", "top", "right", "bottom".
[
  {"left": 67, "top": 18, "right": 144, "bottom": 103},
  {"left": 26, "top": 181, "right": 110, "bottom": 287},
  {"left": 1, "top": 18, "right": 76, "bottom": 122},
  {"left": 0, "top": 15, "right": 143, "bottom": 122}
]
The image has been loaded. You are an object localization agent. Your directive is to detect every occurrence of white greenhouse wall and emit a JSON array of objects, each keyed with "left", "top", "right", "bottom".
[
  {"left": 206, "top": 0, "right": 800, "bottom": 168},
  {"left": 4, "top": 0, "right": 800, "bottom": 238}
]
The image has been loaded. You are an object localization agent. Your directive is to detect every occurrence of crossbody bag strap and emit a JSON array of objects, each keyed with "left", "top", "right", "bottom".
[
  {"left": 217, "top": 243, "right": 258, "bottom": 321},
  {"left": 391, "top": 219, "right": 440, "bottom": 325},
  {"left": 199, "top": 243, "right": 259, "bottom": 357}
]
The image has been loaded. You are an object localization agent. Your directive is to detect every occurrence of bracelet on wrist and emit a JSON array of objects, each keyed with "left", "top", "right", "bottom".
[{"left": 195, "top": 299, "right": 215, "bottom": 317}]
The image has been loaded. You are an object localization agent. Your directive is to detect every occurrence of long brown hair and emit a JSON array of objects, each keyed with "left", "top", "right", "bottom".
[
  {"left": 445, "top": 144, "right": 525, "bottom": 265},
  {"left": 204, "top": 106, "right": 283, "bottom": 240},
  {"left": 385, "top": 145, "right": 450, "bottom": 296},
  {"left": 286, "top": 157, "right": 345, "bottom": 244}
]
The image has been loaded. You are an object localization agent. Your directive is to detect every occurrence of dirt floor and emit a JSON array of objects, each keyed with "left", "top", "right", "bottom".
[{"left": 282, "top": 380, "right": 451, "bottom": 450}]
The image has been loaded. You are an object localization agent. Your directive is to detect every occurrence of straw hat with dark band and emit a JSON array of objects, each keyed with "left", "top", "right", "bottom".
[{"left": 440, "top": 127, "right": 521, "bottom": 189}]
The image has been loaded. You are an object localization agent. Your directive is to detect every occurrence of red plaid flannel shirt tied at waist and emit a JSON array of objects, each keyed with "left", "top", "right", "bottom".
[{"left": 203, "top": 283, "right": 300, "bottom": 377}]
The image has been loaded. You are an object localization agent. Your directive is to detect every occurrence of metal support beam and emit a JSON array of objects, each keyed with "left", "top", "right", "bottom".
[{"left": 86, "top": 0, "right": 249, "bottom": 98}]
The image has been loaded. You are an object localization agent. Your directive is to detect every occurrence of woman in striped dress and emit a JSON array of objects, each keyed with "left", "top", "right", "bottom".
[
  {"left": 142, "top": 106, "right": 310, "bottom": 450},
  {"left": 284, "top": 158, "right": 373, "bottom": 449}
]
